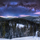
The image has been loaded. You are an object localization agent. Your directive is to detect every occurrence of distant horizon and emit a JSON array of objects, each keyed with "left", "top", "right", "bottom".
[{"left": 0, "top": 15, "right": 39, "bottom": 18}]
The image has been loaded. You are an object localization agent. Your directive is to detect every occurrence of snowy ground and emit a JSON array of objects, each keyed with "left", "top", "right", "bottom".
[
  {"left": 0, "top": 38, "right": 10, "bottom": 40},
  {"left": 0, "top": 36, "right": 40, "bottom": 40}
]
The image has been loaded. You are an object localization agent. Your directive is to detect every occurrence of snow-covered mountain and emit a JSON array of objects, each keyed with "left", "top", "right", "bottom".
[
  {"left": 21, "top": 16, "right": 40, "bottom": 24},
  {"left": 0, "top": 16, "right": 39, "bottom": 23}
]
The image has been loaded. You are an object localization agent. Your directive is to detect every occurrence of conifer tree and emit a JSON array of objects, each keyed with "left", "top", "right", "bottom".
[
  {"left": 23, "top": 26, "right": 26, "bottom": 32},
  {"left": 12, "top": 22, "right": 16, "bottom": 31},
  {"left": 30, "top": 25, "right": 33, "bottom": 36},
  {"left": 34, "top": 24, "right": 36, "bottom": 32},
  {"left": 38, "top": 26, "right": 40, "bottom": 32},
  {"left": 2, "top": 22, "right": 6, "bottom": 38},
  {"left": 27, "top": 22, "right": 28, "bottom": 28}
]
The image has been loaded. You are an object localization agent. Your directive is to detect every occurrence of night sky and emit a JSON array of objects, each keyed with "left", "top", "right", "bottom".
[{"left": 0, "top": 0, "right": 40, "bottom": 17}]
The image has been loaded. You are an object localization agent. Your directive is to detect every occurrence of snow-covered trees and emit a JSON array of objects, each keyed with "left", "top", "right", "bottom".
[{"left": 0, "top": 20, "right": 40, "bottom": 38}]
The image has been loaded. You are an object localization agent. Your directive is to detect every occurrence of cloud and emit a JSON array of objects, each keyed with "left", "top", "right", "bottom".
[
  {"left": 34, "top": 12, "right": 40, "bottom": 15},
  {"left": 9, "top": 2, "right": 18, "bottom": 5},
  {"left": 0, "top": 16, "right": 18, "bottom": 18},
  {"left": 31, "top": 8, "right": 35, "bottom": 11},
  {"left": 6, "top": 16, "right": 18, "bottom": 18},
  {"left": 0, "top": 16, "right": 4, "bottom": 17},
  {"left": 19, "top": 15, "right": 30, "bottom": 17},
  {"left": 0, "top": 15, "right": 30, "bottom": 18}
]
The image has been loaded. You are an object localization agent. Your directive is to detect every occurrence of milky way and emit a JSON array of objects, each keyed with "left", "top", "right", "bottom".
[{"left": 0, "top": 0, "right": 40, "bottom": 17}]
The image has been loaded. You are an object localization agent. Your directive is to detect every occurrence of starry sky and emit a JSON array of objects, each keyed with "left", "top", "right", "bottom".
[{"left": 0, "top": 0, "right": 40, "bottom": 17}]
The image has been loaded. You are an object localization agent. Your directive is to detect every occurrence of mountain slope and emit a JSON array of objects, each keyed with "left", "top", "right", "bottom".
[
  {"left": 0, "top": 17, "right": 7, "bottom": 21},
  {"left": 21, "top": 16, "right": 38, "bottom": 21}
]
